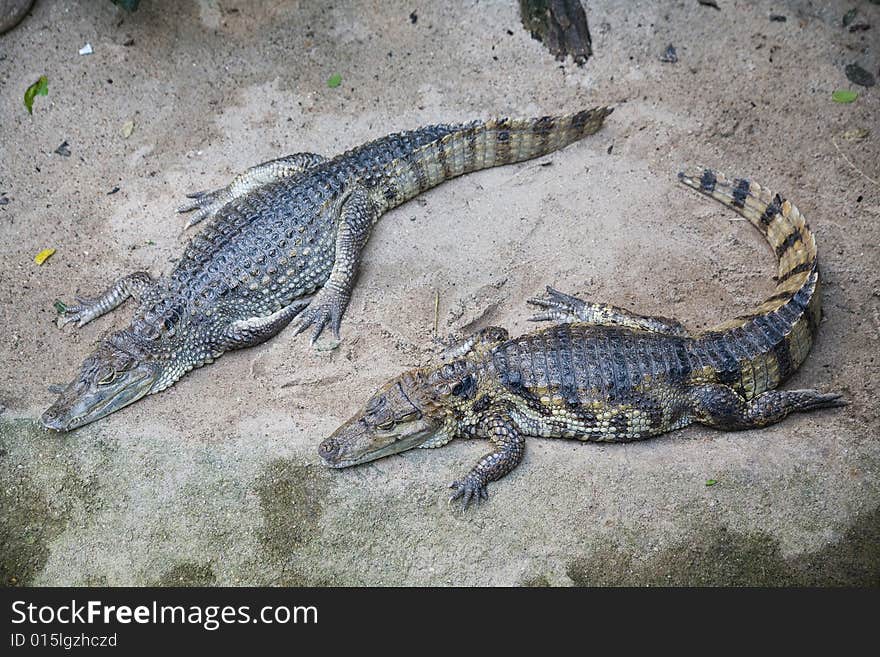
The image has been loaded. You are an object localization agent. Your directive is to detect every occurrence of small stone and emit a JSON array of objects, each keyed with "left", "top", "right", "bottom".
[
  {"left": 842, "top": 127, "right": 870, "bottom": 141},
  {"left": 78, "top": 42, "right": 93, "bottom": 56},
  {"left": 660, "top": 44, "right": 678, "bottom": 63}
]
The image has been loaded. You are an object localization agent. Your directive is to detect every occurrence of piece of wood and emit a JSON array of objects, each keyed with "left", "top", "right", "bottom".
[{"left": 519, "top": 0, "right": 593, "bottom": 65}]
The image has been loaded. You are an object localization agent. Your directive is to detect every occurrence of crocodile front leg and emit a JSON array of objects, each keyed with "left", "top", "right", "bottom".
[
  {"left": 528, "top": 286, "right": 689, "bottom": 336},
  {"left": 291, "top": 185, "right": 375, "bottom": 343},
  {"left": 449, "top": 409, "right": 526, "bottom": 509},
  {"left": 439, "top": 326, "right": 509, "bottom": 361},
  {"left": 178, "top": 152, "right": 326, "bottom": 229},
  {"left": 56, "top": 271, "right": 156, "bottom": 328},
  {"left": 223, "top": 295, "right": 314, "bottom": 349}
]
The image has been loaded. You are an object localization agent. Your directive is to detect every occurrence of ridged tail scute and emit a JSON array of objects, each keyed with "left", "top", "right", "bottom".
[
  {"left": 678, "top": 168, "right": 820, "bottom": 399},
  {"left": 379, "top": 106, "right": 613, "bottom": 208}
]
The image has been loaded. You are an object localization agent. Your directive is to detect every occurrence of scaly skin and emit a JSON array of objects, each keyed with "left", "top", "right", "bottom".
[
  {"left": 42, "top": 107, "right": 612, "bottom": 431},
  {"left": 320, "top": 169, "right": 846, "bottom": 509}
]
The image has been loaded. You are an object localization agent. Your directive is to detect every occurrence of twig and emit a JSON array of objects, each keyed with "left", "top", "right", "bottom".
[
  {"left": 832, "top": 136, "right": 879, "bottom": 187},
  {"left": 433, "top": 289, "right": 440, "bottom": 336}
]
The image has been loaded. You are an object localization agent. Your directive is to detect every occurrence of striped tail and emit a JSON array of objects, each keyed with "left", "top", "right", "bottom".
[
  {"left": 678, "top": 169, "right": 821, "bottom": 399},
  {"left": 377, "top": 107, "right": 613, "bottom": 209}
]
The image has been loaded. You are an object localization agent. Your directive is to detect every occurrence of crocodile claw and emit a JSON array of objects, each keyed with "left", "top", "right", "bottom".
[
  {"left": 448, "top": 474, "right": 489, "bottom": 510},
  {"left": 291, "top": 288, "right": 348, "bottom": 344},
  {"left": 526, "top": 286, "right": 585, "bottom": 322},
  {"left": 177, "top": 188, "right": 231, "bottom": 230},
  {"left": 56, "top": 297, "right": 98, "bottom": 329}
]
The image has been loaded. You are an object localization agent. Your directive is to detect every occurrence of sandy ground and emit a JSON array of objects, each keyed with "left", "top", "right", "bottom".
[{"left": 1, "top": 0, "right": 878, "bottom": 586}]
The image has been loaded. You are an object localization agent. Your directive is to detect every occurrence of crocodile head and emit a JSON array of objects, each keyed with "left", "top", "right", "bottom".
[
  {"left": 41, "top": 332, "right": 163, "bottom": 431},
  {"left": 319, "top": 368, "right": 452, "bottom": 468}
]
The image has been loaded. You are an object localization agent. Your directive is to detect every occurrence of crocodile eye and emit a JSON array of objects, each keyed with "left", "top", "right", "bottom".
[
  {"left": 397, "top": 410, "right": 420, "bottom": 422},
  {"left": 376, "top": 419, "right": 395, "bottom": 430},
  {"left": 96, "top": 368, "right": 118, "bottom": 386}
]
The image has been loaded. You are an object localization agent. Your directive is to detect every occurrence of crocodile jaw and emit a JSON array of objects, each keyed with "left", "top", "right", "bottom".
[
  {"left": 42, "top": 360, "right": 159, "bottom": 432},
  {"left": 319, "top": 417, "right": 438, "bottom": 468}
]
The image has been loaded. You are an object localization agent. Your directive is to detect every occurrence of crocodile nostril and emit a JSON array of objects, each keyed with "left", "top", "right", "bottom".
[
  {"left": 318, "top": 439, "right": 339, "bottom": 459},
  {"left": 41, "top": 409, "right": 65, "bottom": 431}
]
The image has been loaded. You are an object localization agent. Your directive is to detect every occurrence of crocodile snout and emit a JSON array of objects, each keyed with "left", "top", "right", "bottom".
[
  {"left": 318, "top": 437, "right": 340, "bottom": 464},
  {"left": 41, "top": 407, "right": 69, "bottom": 432}
]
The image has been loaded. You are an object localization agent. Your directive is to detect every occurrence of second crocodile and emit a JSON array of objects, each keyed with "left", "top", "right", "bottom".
[{"left": 319, "top": 169, "right": 845, "bottom": 507}]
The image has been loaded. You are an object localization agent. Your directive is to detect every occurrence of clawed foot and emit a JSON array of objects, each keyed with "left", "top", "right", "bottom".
[
  {"left": 177, "top": 187, "right": 232, "bottom": 229},
  {"left": 436, "top": 326, "right": 510, "bottom": 361},
  {"left": 55, "top": 297, "right": 100, "bottom": 329},
  {"left": 291, "top": 286, "right": 349, "bottom": 344},
  {"left": 435, "top": 333, "right": 465, "bottom": 361},
  {"left": 448, "top": 473, "right": 489, "bottom": 510},
  {"left": 526, "top": 286, "right": 585, "bottom": 323}
]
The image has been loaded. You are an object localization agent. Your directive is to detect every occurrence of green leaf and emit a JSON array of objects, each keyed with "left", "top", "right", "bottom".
[
  {"left": 53, "top": 300, "right": 67, "bottom": 314},
  {"left": 327, "top": 73, "right": 342, "bottom": 88},
  {"left": 24, "top": 75, "right": 48, "bottom": 114},
  {"left": 832, "top": 89, "right": 858, "bottom": 103},
  {"left": 705, "top": 479, "right": 717, "bottom": 487}
]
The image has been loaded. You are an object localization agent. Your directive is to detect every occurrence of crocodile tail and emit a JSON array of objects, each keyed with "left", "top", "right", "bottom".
[
  {"left": 678, "top": 169, "right": 820, "bottom": 399},
  {"left": 378, "top": 106, "right": 613, "bottom": 209}
]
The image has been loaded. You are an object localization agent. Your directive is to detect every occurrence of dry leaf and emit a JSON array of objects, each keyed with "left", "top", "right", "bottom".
[
  {"left": 842, "top": 128, "right": 870, "bottom": 141},
  {"left": 34, "top": 248, "right": 56, "bottom": 265}
]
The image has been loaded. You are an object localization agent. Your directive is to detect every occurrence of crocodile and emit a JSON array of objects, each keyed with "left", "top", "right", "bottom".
[
  {"left": 319, "top": 169, "right": 846, "bottom": 507},
  {"left": 41, "top": 107, "right": 612, "bottom": 431}
]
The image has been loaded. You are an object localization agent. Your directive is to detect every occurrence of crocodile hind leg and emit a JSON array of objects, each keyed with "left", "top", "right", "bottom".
[
  {"left": 527, "top": 286, "right": 689, "bottom": 336},
  {"left": 57, "top": 271, "right": 157, "bottom": 329},
  {"left": 688, "top": 383, "right": 846, "bottom": 430},
  {"left": 178, "top": 152, "right": 326, "bottom": 229},
  {"left": 291, "top": 185, "right": 376, "bottom": 343},
  {"left": 449, "top": 409, "right": 526, "bottom": 509}
]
